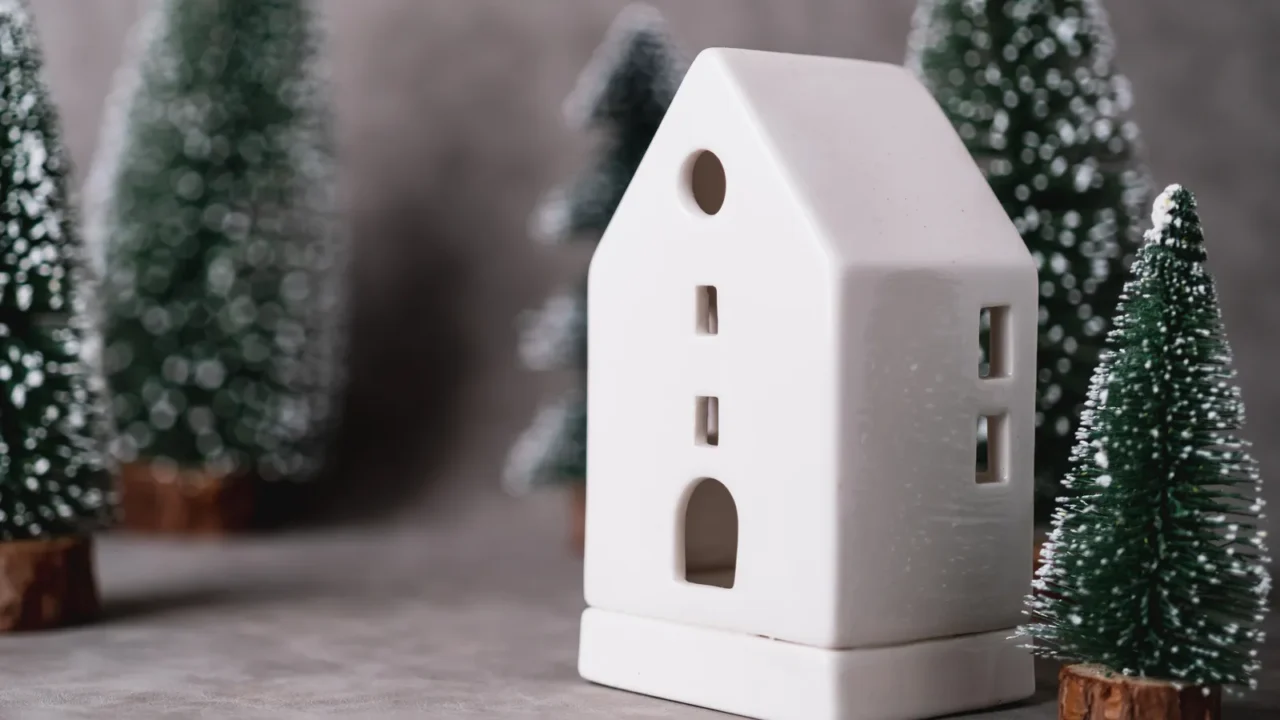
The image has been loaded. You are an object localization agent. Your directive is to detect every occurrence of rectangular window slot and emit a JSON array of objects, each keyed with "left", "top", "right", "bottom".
[
  {"left": 975, "top": 414, "right": 1007, "bottom": 484},
  {"left": 696, "top": 286, "right": 719, "bottom": 335},
  {"left": 979, "top": 306, "right": 1010, "bottom": 378},
  {"left": 696, "top": 396, "right": 719, "bottom": 446}
]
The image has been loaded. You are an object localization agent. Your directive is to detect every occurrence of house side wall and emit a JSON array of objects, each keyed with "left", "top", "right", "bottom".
[
  {"left": 834, "top": 261, "right": 1038, "bottom": 648},
  {"left": 701, "top": 48, "right": 1041, "bottom": 649},
  {"left": 583, "top": 52, "right": 841, "bottom": 648}
]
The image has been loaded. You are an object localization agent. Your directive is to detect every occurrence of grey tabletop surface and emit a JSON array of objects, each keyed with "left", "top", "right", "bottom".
[{"left": 0, "top": 489, "right": 1276, "bottom": 720}]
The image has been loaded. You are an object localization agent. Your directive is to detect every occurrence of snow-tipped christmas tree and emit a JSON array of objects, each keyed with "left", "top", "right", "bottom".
[
  {"left": 504, "top": 4, "right": 685, "bottom": 496},
  {"left": 1024, "top": 185, "right": 1270, "bottom": 692},
  {"left": 87, "top": 0, "right": 346, "bottom": 524},
  {"left": 0, "top": 0, "right": 111, "bottom": 544},
  {"left": 906, "top": 0, "right": 1151, "bottom": 520}
]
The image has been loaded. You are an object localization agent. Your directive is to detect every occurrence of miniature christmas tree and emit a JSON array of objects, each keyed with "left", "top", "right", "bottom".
[
  {"left": 504, "top": 3, "right": 686, "bottom": 539},
  {"left": 0, "top": 0, "right": 111, "bottom": 631},
  {"left": 906, "top": 0, "right": 1151, "bottom": 520},
  {"left": 1024, "top": 185, "right": 1270, "bottom": 710},
  {"left": 86, "top": 0, "right": 347, "bottom": 533}
]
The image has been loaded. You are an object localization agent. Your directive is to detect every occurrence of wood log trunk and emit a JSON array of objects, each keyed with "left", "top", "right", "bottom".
[
  {"left": 0, "top": 536, "right": 100, "bottom": 632},
  {"left": 570, "top": 482, "right": 586, "bottom": 556},
  {"left": 117, "top": 461, "right": 255, "bottom": 535},
  {"left": 1059, "top": 664, "right": 1221, "bottom": 720}
]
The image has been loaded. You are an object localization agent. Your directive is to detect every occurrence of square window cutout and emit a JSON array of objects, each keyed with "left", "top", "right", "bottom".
[
  {"left": 979, "top": 306, "right": 1010, "bottom": 378},
  {"left": 976, "top": 414, "right": 1007, "bottom": 484}
]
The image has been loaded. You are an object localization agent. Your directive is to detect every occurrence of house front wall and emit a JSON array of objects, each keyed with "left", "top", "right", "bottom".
[{"left": 582, "top": 51, "right": 843, "bottom": 648}]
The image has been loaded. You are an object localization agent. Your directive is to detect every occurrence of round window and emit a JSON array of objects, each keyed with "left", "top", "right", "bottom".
[{"left": 685, "top": 150, "right": 726, "bottom": 215}]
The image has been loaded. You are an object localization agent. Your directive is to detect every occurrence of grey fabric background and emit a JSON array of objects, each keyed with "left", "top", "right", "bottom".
[
  {"left": 3, "top": 2, "right": 1278, "bottom": 717},
  {"left": 27, "top": 0, "right": 1280, "bottom": 520}
]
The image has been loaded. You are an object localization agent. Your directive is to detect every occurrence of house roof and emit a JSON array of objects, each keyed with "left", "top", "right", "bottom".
[{"left": 678, "top": 48, "right": 1029, "bottom": 269}]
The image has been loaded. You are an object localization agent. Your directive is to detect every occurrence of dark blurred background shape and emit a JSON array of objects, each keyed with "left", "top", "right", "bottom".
[{"left": 29, "top": 0, "right": 1280, "bottom": 525}]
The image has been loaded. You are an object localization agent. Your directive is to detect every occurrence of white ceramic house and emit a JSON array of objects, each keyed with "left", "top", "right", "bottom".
[{"left": 579, "top": 48, "right": 1039, "bottom": 720}]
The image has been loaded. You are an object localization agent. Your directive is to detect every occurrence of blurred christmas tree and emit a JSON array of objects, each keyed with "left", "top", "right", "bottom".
[
  {"left": 86, "top": 0, "right": 347, "bottom": 532},
  {"left": 0, "top": 0, "right": 111, "bottom": 631},
  {"left": 1024, "top": 185, "right": 1270, "bottom": 695},
  {"left": 906, "top": 0, "right": 1150, "bottom": 521},
  {"left": 504, "top": 3, "right": 686, "bottom": 548}
]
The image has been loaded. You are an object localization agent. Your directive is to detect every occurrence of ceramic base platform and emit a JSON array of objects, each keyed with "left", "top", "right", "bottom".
[{"left": 579, "top": 608, "right": 1035, "bottom": 720}]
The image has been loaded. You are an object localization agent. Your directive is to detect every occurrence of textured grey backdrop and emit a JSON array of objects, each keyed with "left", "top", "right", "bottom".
[
  {"left": 27, "top": 0, "right": 1280, "bottom": 520},
  {"left": 4, "top": 3, "right": 1279, "bottom": 716}
]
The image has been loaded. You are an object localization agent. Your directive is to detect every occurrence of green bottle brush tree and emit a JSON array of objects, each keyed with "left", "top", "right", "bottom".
[
  {"left": 1023, "top": 185, "right": 1270, "bottom": 719},
  {"left": 86, "top": 0, "right": 348, "bottom": 534},
  {"left": 0, "top": 0, "right": 112, "bottom": 632},
  {"left": 504, "top": 3, "right": 686, "bottom": 552}
]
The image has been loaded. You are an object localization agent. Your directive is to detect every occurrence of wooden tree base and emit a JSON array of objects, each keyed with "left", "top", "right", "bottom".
[
  {"left": 1059, "top": 664, "right": 1221, "bottom": 720},
  {"left": 118, "top": 461, "right": 255, "bottom": 535},
  {"left": 0, "top": 536, "right": 100, "bottom": 632},
  {"left": 570, "top": 483, "right": 586, "bottom": 557}
]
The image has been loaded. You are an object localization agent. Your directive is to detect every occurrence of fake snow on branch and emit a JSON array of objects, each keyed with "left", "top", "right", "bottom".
[
  {"left": 1149, "top": 183, "right": 1184, "bottom": 236},
  {"left": 517, "top": 289, "right": 585, "bottom": 372},
  {"left": 528, "top": 186, "right": 573, "bottom": 246},
  {"left": 502, "top": 391, "right": 586, "bottom": 495}
]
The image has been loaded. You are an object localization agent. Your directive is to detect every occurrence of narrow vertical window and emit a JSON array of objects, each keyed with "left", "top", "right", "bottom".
[
  {"left": 696, "top": 286, "right": 718, "bottom": 335},
  {"left": 976, "top": 414, "right": 1007, "bottom": 484},
  {"left": 696, "top": 396, "right": 719, "bottom": 446}
]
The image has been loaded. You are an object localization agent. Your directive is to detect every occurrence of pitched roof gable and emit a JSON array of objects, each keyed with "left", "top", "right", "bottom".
[{"left": 698, "top": 48, "right": 1027, "bottom": 268}]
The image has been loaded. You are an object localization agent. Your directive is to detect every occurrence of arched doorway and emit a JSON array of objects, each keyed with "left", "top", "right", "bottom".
[{"left": 681, "top": 478, "right": 738, "bottom": 589}]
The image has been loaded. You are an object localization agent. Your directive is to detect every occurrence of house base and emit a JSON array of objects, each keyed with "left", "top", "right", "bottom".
[{"left": 579, "top": 607, "right": 1034, "bottom": 720}]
